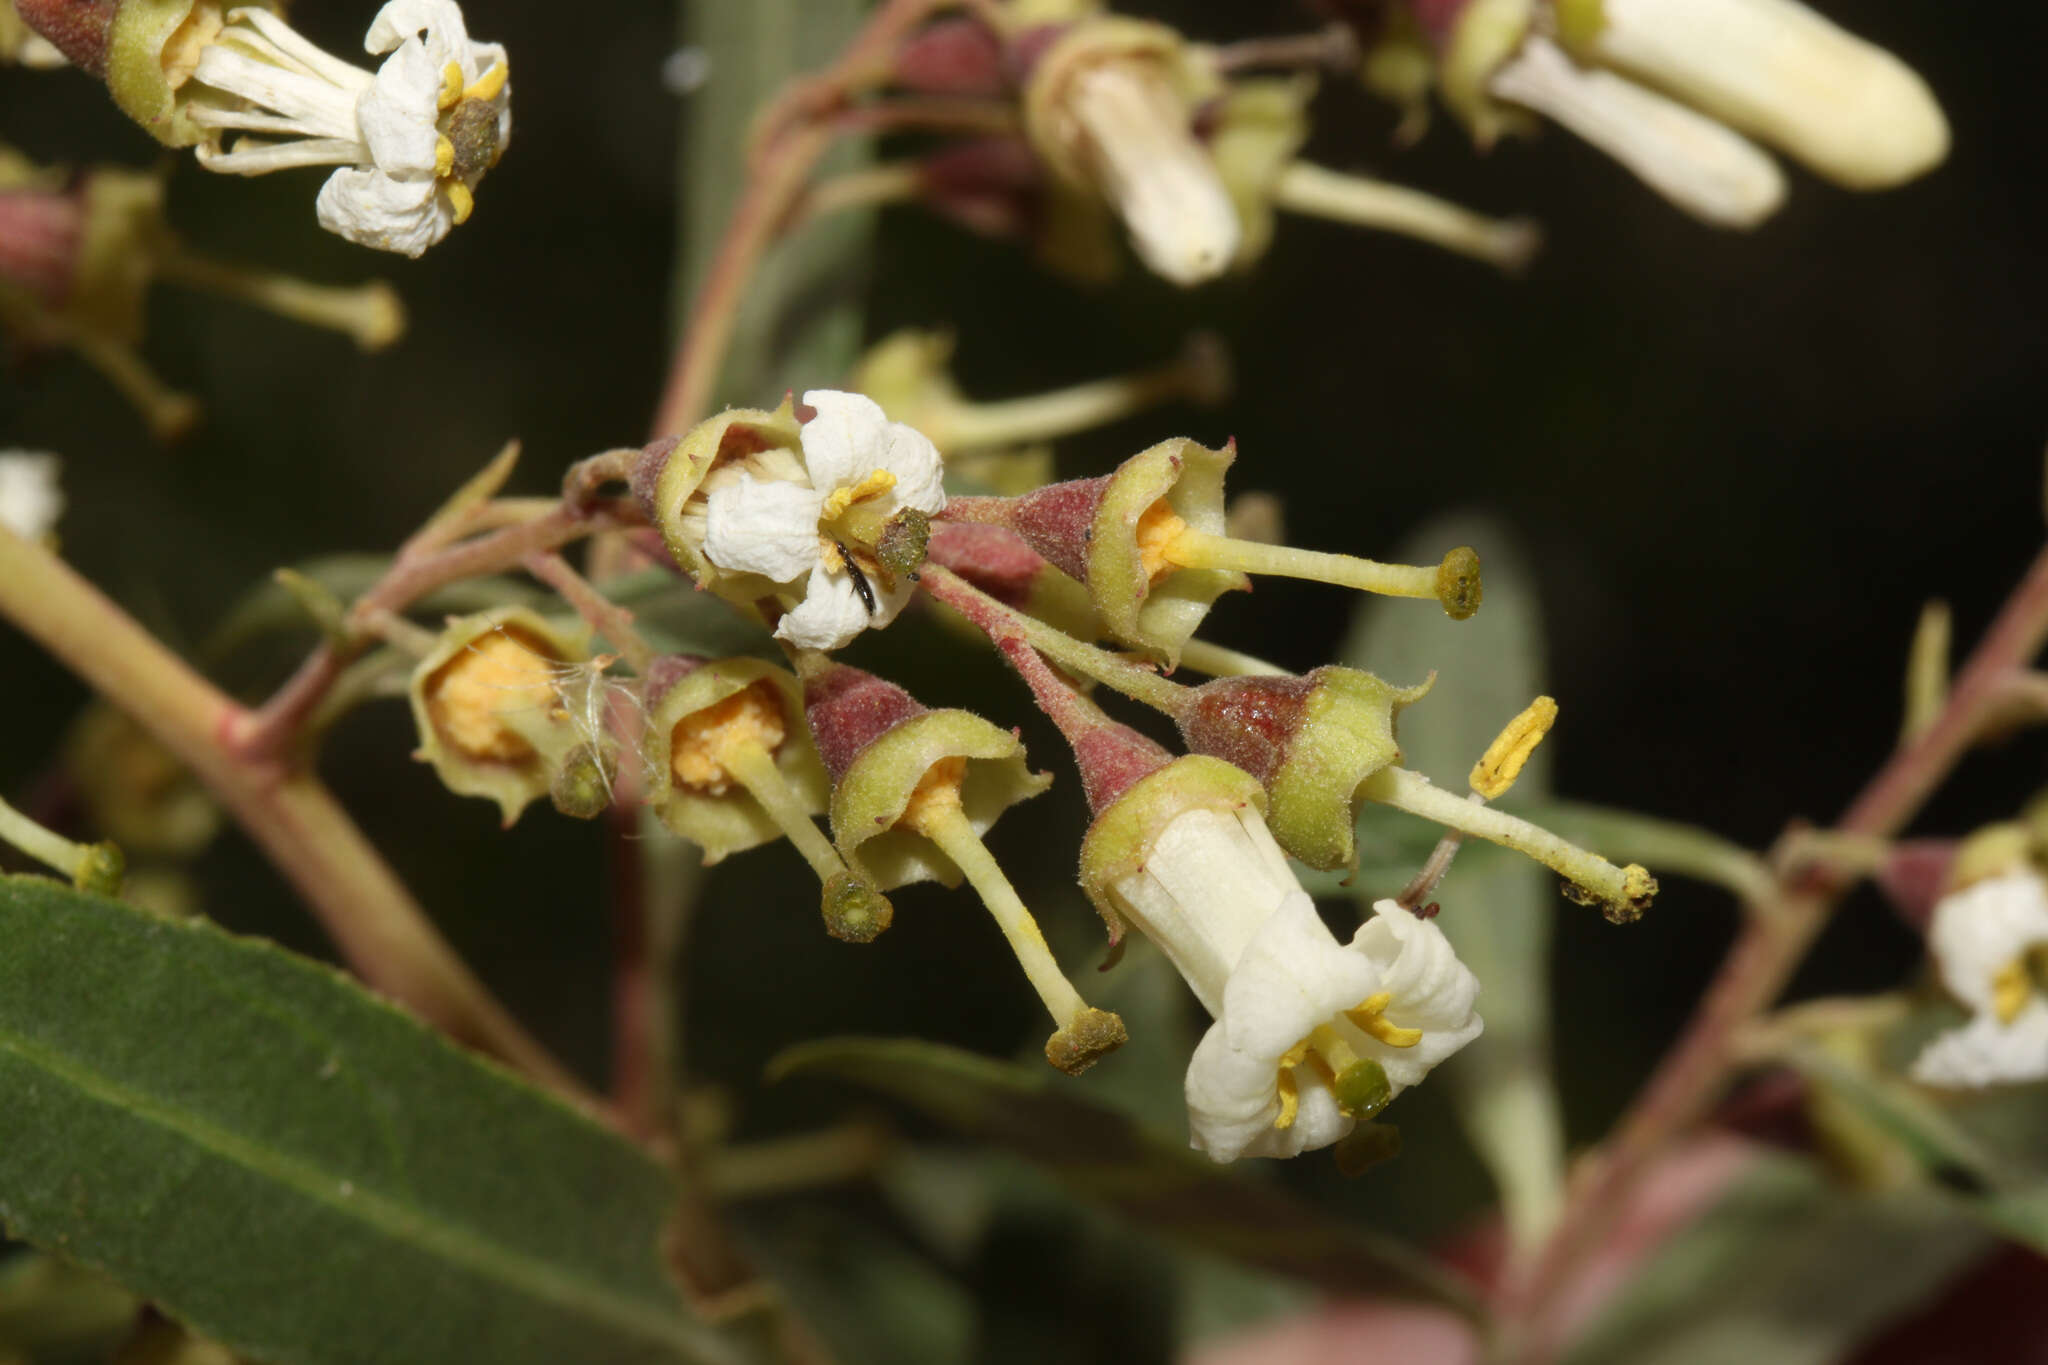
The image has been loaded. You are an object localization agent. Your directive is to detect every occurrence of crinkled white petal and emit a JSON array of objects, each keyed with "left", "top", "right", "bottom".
[
  {"left": 1926, "top": 872, "right": 2048, "bottom": 1014},
  {"left": 774, "top": 569, "right": 873, "bottom": 652},
  {"left": 702, "top": 476, "right": 825, "bottom": 582},
  {"left": 0, "top": 452, "right": 63, "bottom": 540},
  {"left": 355, "top": 36, "right": 444, "bottom": 178},
  {"left": 1346, "top": 903, "right": 1484, "bottom": 1092},
  {"left": 192, "top": 43, "right": 365, "bottom": 142},
  {"left": 1911, "top": 999, "right": 2048, "bottom": 1089},
  {"left": 800, "top": 390, "right": 948, "bottom": 515},
  {"left": 1185, "top": 891, "right": 1380, "bottom": 1162},
  {"left": 315, "top": 166, "right": 449, "bottom": 257},
  {"left": 366, "top": 0, "right": 475, "bottom": 69}
]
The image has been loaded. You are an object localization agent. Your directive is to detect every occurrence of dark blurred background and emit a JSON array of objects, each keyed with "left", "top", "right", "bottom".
[{"left": 3, "top": 0, "right": 2046, "bottom": 1332}]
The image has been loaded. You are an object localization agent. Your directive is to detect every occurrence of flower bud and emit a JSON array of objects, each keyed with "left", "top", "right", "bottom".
[
  {"left": 641, "top": 655, "right": 828, "bottom": 865},
  {"left": 1554, "top": 0, "right": 1948, "bottom": 190},
  {"left": 1170, "top": 666, "right": 1433, "bottom": 872},
  {"left": 65, "top": 703, "right": 218, "bottom": 857},
  {"left": 407, "top": 608, "right": 588, "bottom": 826},
  {"left": 1020, "top": 18, "right": 1240, "bottom": 285},
  {"left": 634, "top": 400, "right": 805, "bottom": 594}
]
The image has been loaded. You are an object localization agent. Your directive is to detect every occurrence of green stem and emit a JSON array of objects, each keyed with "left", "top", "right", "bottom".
[{"left": 0, "top": 526, "right": 596, "bottom": 1112}]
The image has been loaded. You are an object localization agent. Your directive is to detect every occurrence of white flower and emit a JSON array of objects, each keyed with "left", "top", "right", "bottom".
[
  {"left": 186, "top": 2, "right": 509, "bottom": 256},
  {"left": 1489, "top": 36, "right": 1785, "bottom": 229},
  {"left": 1105, "top": 803, "right": 1482, "bottom": 1161},
  {"left": 701, "top": 391, "right": 948, "bottom": 653},
  {"left": 1911, "top": 871, "right": 2048, "bottom": 1088},
  {"left": 0, "top": 452, "right": 63, "bottom": 540},
  {"left": 1063, "top": 60, "right": 1241, "bottom": 286},
  {"left": 1576, "top": 0, "right": 1949, "bottom": 191}
]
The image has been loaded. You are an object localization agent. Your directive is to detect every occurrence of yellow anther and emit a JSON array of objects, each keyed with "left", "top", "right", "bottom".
[
  {"left": 1346, "top": 992, "right": 1423, "bottom": 1049},
  {"left": 1135, "top": 499, "right": 1191, "bottom": 583},
  {"left": 820, "top": 469, "right": 898, "bottom": 521},
  {"left": 462, "top": 61, "right": 509, "bottom": 104},
  {"left": 446, "top": 182, "right": 475, "bottom": 225},
  {"left": 1993, "top": 957, "right": 2032, "bottom": 1026},
  {"left": 438, "top": 61, "right": 465, "bottom": 110},
  {"left": 1470, "top": 694, "right": 1559, "bottom": 800},
  {"left": 1272, "top": 1037, "right": 1313, "bottom": 1131},
  {"left": 434, "top": 136, "right": 456, "bottom": 179}
]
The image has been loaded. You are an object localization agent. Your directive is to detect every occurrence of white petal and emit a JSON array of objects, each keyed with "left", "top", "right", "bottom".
[
  {"left": 366, "top": 0, "right": 473, "bottom": 69},
  {"left": 0, "top": 452, "right": 63, "bottom": 539},
  {"left": 1187, "top": 1020, "right": 1355, "bottom": 1162},
  {"left": 799, "top": 390, "right": 896, "bottom": 494},
  {"left": 1590, "top": 0, "right": 1948, "bottom": 190},
  {"left": 1354, "top": 901, "right": 1482, "bottom": 1033},
  {"left": 1489, "top": 36, "right": 1786, "bottom": 230},
  {"left": 193, "top": 43, "right": 363, "bottom": 141},
  {"left": 1910, "top": 1000, "right": 2048, "bottom": 1089},
  {"left": 357, "top": 38, "right": 443, "bottom": 177},
  {"left": 315, "top": 166, "right": 449, "bottom": 257},
  {"left": 1066, "top": 61, "right": 1240, "bottom": 285},
  {"left": 1109, "top": 805, "right": 1299, "bottom": 1014},
  {"left": 1927, "top": 872, "right": 2048, "bottom": 1014},
  {"left": 702, "top": 476, "right": 824, "bottom": 582},
  {"left": 775, "top": 570, "right": 874, "bottom": 652}
]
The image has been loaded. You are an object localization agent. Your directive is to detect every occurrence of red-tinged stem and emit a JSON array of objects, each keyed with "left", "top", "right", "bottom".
[{"left": 1510, "top": 538, "right": 2048, "bottom": 1363}]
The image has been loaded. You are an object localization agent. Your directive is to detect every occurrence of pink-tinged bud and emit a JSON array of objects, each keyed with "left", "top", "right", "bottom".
[
  {"left": 1171, "top": 666, "right": 1434, "bottom": 871},
  {"left": 0, "top": 183, "right": 84, "bottom": 309},
  {"left": 13, "top": 0, "right": 114, "bottom": 75},
  {"left": 893, "top": 16, "right": 1010, "bottom": 97},
  {"left": 801, "top": 659, "right": 930, "bottom": 786},
  {"left": 916, "top": 137, "right": 1043, "bottom": 243},
  {"left": 926, "top": 520, "right": 1101, "bottom": 640}
]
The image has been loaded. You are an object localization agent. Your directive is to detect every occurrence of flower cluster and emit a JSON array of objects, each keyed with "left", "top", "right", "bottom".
[{"left": 395, "top": 370, "right": 1656, "bottom": 1161}]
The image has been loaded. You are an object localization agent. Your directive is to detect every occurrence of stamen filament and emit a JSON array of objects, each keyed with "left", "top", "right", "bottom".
[
  {"left": 0, "top": 793, "right": 121, "bottom": 894},
  {"left": 1362, "top": 765, "right": 1656, "bottom": 918},
  {"left": 919, "top": 564, "right": 1191, "bottom": 715},
  {"left": 1271, "top": 161, "right": 1542, "bottom": 272},
  {"left": 1165, "top": 528, "right": 1480, "bottom": 619},
  {"left": 721, "top": 738, "right": 846, "bottom": 884},
  {"left": 155, "top": 247, "right": 404, "bottom": 351},
  {"left": 913, "top": 801, "right": 1091, "bottom": 1030}
]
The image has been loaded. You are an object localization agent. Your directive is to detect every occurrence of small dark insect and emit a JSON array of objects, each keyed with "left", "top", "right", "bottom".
[{"left": 838, "top": 541, "right": 878, "bottom": 615}]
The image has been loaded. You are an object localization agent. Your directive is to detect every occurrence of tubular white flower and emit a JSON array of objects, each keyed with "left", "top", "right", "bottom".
[
  {"left": 1570, "top": 0, "right": 1948, "bottom": 190},
  {"left": 1489, "top": 36, "right": 1785, "bottom": 229},
  {"left": 1106, "top": 804, "right": 1482, "bottom": 1162},
  {"left": 186, "top": 2, "right": 509, "bottom": 256},
  {"left": 1066, "top": 61, "right": 1241, "bottom": 286},
  {"left": 0, "top": 452, "right": 63, "bottom": 540},
  {"left": 702, "top": 391, "right": 948, "bottom": 653},
  {"left": 1911, "top": 871, "right": 2048, "bottom": 1088}
]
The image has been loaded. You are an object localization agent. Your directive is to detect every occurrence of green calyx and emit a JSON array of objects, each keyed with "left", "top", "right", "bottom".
[
  {"left": 1264, "top": 667, "right": 1433, "bottom": 872},
  {"left": 830, "top": 710, "right": 1051, "bottom": 892},
  {"left": 1092, "top": 437, "right": 1245, "bottom": 668},
  {"left": 107, "top": 1, "right": 273, "bottom": 146},
  {"left": 1077, "top": 755, "right": 1266, "bottom": 944},
  {"left": 646, "top": 399, "right": 803, "bottom": 590},
  {"left": 406, "top": 607, "right": 589, "bottom": 828},
  {"left": 641, "top": 657, "right": 824, "bottom": 865}
]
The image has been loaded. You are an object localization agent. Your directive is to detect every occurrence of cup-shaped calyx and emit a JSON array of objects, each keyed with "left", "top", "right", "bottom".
[
  {"left": 1171, "top": 667, "right": 1433, "bottom": 873},
  {"left": 408, "top": 607, "right": 590, "bottom": 826},
  {"left": 1020, "top": 17, "right": 1239, "bottom": 285},
  {"left": 11, "top": 0, "right": 267, "bottom": 143},
  {"left": 641, "top": 655, "right": 828, "bottom": 865},
  {"left": 634, "top": 399, "right": 805, "bottom": 596},
  {"left": 805, "top": 660, "right": 1124, "bottom": 1073}
]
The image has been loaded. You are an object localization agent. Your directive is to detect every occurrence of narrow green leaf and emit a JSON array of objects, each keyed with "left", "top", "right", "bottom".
[
  {"left": 1339, "top": 515, "right": 1566, "bottom": 1248},
  {"left": 0, "top": 877, "right": 744, "bottom": 1365},
  {"left": 770, "top": 1037, "right": 1481, "bottom": 1316},
  {"left": 1564, "top": 1149, "right": 1988, "bottom": 1365}
]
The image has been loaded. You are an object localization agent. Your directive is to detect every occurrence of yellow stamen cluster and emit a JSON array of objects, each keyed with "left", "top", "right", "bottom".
[
  {"left": 1136, "top": 499, "right": 1190, "bottom": 583},
  {"left": 1346, "top": 991, "right": 1424, "bottom": 1048},
  {"left": 1272, "top": 996, "right": 1422, "bottom": 1132},
  {"left": 900, "top": 756, "right": 970, "bottom": 833},
  {"left": 433, "top": 60, "right": 511, "bottom": 227},
  {"left": 422, "top": 628, "right": 559, "bottom": 761},
  {"left": 669, "top": 683, "right": 790, "bottom": 796},
  {"left": 1991, "top": 949, "right": 2048, "bottom": 1026},
  {"left": 821, "top": 468, "right": 898, "bottom": 522}
]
